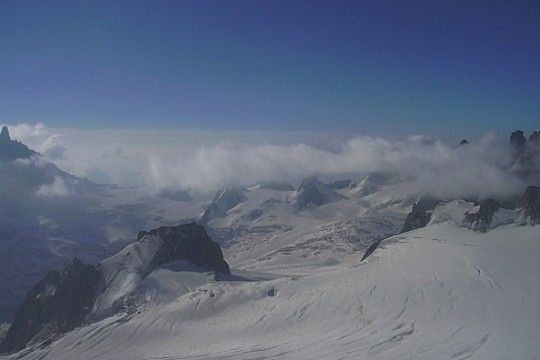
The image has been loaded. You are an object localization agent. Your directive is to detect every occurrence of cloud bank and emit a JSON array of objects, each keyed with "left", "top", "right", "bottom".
[{"left": 3, "top": 123, "right": 533, "bottom": 200}]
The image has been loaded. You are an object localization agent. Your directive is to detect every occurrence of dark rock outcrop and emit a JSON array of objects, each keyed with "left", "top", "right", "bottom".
[
  {"left": 464, "top": 199, "right": 499, "bottom": 232},
  {"left": 0, "top": 126, "right": 38, "bottom": 162},
  {"left": 0, "top": 259, "right": 100, "bottom": 354},
  {"left": 521, "top": 186, "right": 539, "bottom": 224},
  {"left": 510, "top": 130, "right": 527, "bottom": 156},
  {"left": 509, "top": 130, "right": 539, "bottom": 180},
  {"left": 529, "top": 130, "right": 540, "bottom": 143},
  {"left": 360, "top": 240, "right": 381, "bottom": 262},
  {"left": 292, "top": 176, "right": 346, "bottom": 210},
  {"left": 141, "top": 222, "right": 230, "bottom": 275},
  {"left": 401, "top": 197, "right": 439, "bottom": 233},
  {"left": 2, "top": 223, "right": 230, "bottom": 354}
]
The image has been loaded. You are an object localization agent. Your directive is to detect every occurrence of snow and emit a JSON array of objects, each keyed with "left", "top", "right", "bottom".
[
  {"left": 92, "top": 234, "right": 164, "bottom": 318},
  {"left": 4, "top": 220, "right": 539, "bottom": 359},
  {"left": 2, "top": 160, "right": 539, "bottom": 359}
]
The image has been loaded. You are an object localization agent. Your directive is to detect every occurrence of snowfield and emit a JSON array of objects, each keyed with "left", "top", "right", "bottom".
[{"left": 5, "top": 220, "right": 539, "bottom": 360}]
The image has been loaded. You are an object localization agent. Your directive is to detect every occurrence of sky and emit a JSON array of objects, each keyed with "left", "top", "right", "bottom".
[{"left": 0, "top": 1, "right": 539, "bottom": 137}]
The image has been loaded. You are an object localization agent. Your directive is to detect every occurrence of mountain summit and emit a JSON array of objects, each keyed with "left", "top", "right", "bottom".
[
  {"left": 0, "top": 126, "right": 10, "bottom": 140},
  {"left": 0, "top": 126, "right": 38, "bottom": 161}
]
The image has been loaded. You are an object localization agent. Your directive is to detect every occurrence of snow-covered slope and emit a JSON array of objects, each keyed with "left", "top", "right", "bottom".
[
  {"left": 3, "top": 219, "right": 539, "bottom": 359},
  {"left": 0, "top": 154, "right": 209, "bottom": 323}
]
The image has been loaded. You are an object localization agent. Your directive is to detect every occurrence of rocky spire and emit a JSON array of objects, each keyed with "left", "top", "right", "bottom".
[
  {"left": 529, "top": 130, "right": 540, "bottom": 143},
  {"left": 510, "top": 130, "right": 527, "bottom": 157},
  {"left": 521, "top": 186, "right": 539, "bottom": 224},
  {"left": 0, "top": 126, "right": 10, "bottom": 142},
  {"left": 0, "top": 126, "right": 38, "bottom": 161}
]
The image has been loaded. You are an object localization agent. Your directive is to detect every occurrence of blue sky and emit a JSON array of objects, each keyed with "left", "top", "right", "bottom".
[{"left": 0, "top": 1, "right": 538, "bottom": 138}]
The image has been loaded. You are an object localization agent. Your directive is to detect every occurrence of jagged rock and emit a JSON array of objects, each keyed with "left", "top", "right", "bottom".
[
  {"left": 352, "top": 173, "right": 396, "bottom": 197},
  {"left": 200, "top": 188, "right": 246, "bottom": 222},
  {"left": 521, "top": 186, "right": 539, "bottom": 224},
  {"left": 464, "top": 199, "right": 499, "bottom": 232},
  {"left": 144, "top": 222, "right": 230, "bottom": 274},
  {"left": 0, "top": 259, "right": 100, "bottom": 354},
  {"left": 95, "top": 222, "right": 230, "bottom": 318},
  {"left": 2, "top": 223, "right": 230, "bottom": 353},
  {"left": 326, "top": 179, "right": 353, "bottom": 189},
  {"left": 401, "top": 197, "right": 439, "bottom": 233},
  {"left": 360, "top": 240, "right": 381, "bottom": 262},
  {"left": 0, "top": 126, "right": 38, "bottom": 162},
  {"left": 509, "top": 130, "right": 539, "bottom": 180},
  {"left": 292, "top": 176, "right": 346, "bottom": 210},
  {"left": 510, "top": 130, "right": 527, "bottom": 153},
  {"left": 529, "top": 130, "right": 540, "bottom": 142},
  {"left": 460, "top": 139, "right": 469, "bottom": 145},
  {"left": 0, "top": 126, "right": 9, "bottom": 141}
]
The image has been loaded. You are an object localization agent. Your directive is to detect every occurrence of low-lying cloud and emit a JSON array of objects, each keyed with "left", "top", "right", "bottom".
[{"left": 3, "top": 123, "right": 534, "bottom": 200}]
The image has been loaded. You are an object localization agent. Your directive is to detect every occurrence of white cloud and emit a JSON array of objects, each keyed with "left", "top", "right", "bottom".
[
  {"left": 2, "top": 123, "right": 532, "bottom": 200},
  {"left": 36, "top": 176, "right": 72, "bottom": 197}
]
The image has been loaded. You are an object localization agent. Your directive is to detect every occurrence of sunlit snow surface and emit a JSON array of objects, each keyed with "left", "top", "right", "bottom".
[{"left": 4, "top": 215, "right": 539, "bottom": 359}]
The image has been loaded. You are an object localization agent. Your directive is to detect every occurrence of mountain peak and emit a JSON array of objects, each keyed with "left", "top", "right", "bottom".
[
  {"left": 0, "top": 126, "right": 10, "bottom": 141},
  {"left": 293, "top": 175, "right": 346, "bottom": 210},
  {"left": 0, "top": 126, "right": 38, "bottom": 161}
]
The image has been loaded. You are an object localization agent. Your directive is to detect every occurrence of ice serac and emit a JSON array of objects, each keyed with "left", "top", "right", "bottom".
[
  {"left": 464, "top": 199, "right": 499, "bottom": 232},
  {"left": 0, "top": 126, "right": 38, "bottom": 161},
  {"left": 292, "top": 176, "right": 346, "bottom": 210},
  {"left": 0, "top": 259, "right": 100, "bottom": 354},
  {"left": 521, "top": 186, "right": 539, "bottom": 224},
  {"left": 401, "top": 196, "right": 439, "bottom": 233}
]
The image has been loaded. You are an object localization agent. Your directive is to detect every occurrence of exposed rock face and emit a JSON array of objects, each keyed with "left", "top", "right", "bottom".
[
  {"left": 508, "top": 130, "right": 539, "bottom": 181},
  {"left": 0, "top": 259, "right": 100, "bottom": 354},
  {"left": 0, "top": 126, "right": 9, "bottom": 141},
  {"left": 0, "top": 126, "right": 38, "bottom": 162},
  {"left": 521, "top": 186, "right": 539, "bottom": 224},
  {"left": 292, "top": 176, "right": 346, "bottom": 210},
  {"left": 95, "top": 222, "right": 230, "bottom": 317},
  {"left": 352, "top": 173, "right": 396, "bottom": 197},
  {"left": 140, "top": 222, "right": 230, "bottom": 274},
  {"left": 529, "top": 130, "right": 540, "bottom": 143},
  {"left": 401, "top": 197, "right": 439, "bottom": 233},
  {"left": 360, "top": 240, "right": 381, "bottom": 262},
  {"left": 201, "top": 188, "right": 246, "bottom": 222},
  {"left": 510, "top": 130, "right": 527, "bottom": 156},
  {"left": 2, "top": 223, "right": 230, "bottom": 353},
  {"left": 464, "top": 199, "right": 499, "bottom": 232}
]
